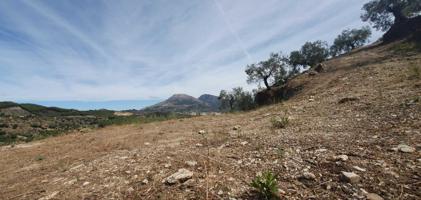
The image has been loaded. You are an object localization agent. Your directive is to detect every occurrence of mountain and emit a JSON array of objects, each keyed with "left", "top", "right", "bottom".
[
  {"left": 138, "top": 94, "right": 220, "bottom": 114},
  {"left": 198, "top": 94, "right": 220, "bottom": 110}
]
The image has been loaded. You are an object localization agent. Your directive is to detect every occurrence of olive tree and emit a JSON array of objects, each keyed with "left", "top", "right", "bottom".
[
  {"left": 361, "top": 0, "right": 421, "bottom": 31},
  {"left": 245, "top": 53, "right": 288, "bottom": 90},
  {"left": 330, "top": 26, "right": 372, "bottom": 56},
  {"left": 218, "top": 88, "right": 255, "bottom": 112},
  {"left": 289, "top": 40, "right": 329, "bottom": 69}
]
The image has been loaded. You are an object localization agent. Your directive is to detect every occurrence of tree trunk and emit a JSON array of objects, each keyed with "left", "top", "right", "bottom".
[
  {"left": 389, "top": 6, "right": 408, "bottom": 23},
  {"left": 263, "top": 77, "right": 271, "bottom": 90}
]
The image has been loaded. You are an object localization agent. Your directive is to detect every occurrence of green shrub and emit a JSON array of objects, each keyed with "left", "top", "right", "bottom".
[
  {"left": 271, "top": 117, "right": 289, "bottom": 129},
  {"left": 251, "top": 171, "right": 280, "bottom": 200},
  {"left": 408, "top": 64, "right": 421, "bottom": 80},
  {"left": 35, "top": 155, "right": 45, "bottom": 161},
  {"left": 30, "top": 123, "right": 41, "bottom": 128}
]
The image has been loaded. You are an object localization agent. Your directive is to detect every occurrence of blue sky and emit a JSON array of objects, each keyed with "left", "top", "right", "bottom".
[{"left": 0, "top": 0, "right": 382, "bottom": 110}]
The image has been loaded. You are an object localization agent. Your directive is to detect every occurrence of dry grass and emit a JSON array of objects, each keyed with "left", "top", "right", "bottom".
[{"left": 1, "top": 41, "right": 420, "bottom": 199}]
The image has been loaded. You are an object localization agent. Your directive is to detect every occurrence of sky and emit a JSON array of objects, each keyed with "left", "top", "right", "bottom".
[{"left": 0, "top": 0, "right": 382, "bottom": 110}]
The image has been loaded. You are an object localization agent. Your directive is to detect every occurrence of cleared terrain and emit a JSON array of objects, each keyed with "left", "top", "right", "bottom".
[{"left": 0, "top": 40, "right": 420, "bottom": 199}]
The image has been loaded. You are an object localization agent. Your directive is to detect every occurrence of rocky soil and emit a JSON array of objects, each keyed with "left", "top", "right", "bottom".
[{"left": 0, "top": 41, "right": 420, "bottom": 199}]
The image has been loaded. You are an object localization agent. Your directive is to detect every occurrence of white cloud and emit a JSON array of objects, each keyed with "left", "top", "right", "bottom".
[{"left": 0, "top": 0, "right": 381, "bottom": 103}]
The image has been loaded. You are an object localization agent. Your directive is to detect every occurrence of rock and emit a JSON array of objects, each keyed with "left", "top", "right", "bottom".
[
  {"left": 17, "top": 135, "right": 28, "bottom": 141},
  {"left": 308, "top": 71, "right": 318, "bottom": 76},
  {"left": 185, "top": 161, "right": 197, "bottom": 167},
  {"left": 82, "top": 181, "right": 90, "bottom": 186},
  {"left": 233, "top": 125, "right": 241, "bottom": 130},
  {"left": 163, "top": 168, "right": 193, "bottom": 185},
  {"left": 334, "top": 155, "right": 349, "bottom": 162},
  {"left": 217, "top": 190, "right": 223, "bottom": 195},
  {"left": 127, "top": 187, "right": 134, "bottom": 193},
  {"left": 299, "top": 172, "right": 316, "bottom": 180},
  {"left": 314, "top": 63, "right": 325, "bottom": 72},
  {"left": 64, "top": 179, "right": 77, "bottom": 186},
  {"left": 340, "top": 171, "right": 360, "bottom": 183},
  {"left": 353, "top": 166, "right": 366, "bottom": 172},
  {"left": 315, "top": 148, "right": 328, "bottom": 153},
  {"left": 397, "top": 144, "right": 415, "bottom": 153},
  {"left": 164, "top": 163, "right": 171, "bottom": 168},
  {"left": 38, "top": 191, "right": 59, "bottom": 200},
  {"left": 198, "top": 130, "right": 206, "bottom": 135},
  {"left": 195, "top": 143, "right": 203, "bottom": 147},
  {"left": 338, "top": 97, "right": 359, "bottom": 104},
  {"left": 366, "top": 193, "right": 384, "bottom": 200},
  {"left": 144, "top": 142, "right": 151, "bottom": 146},
  {"left": 141, "top": 179, "right": 149, "bottom": 185},
  {"left": 325, "top": 184, "right": 332, "bottom": 190},
  {"left": 240, "top": 141, "right": 248, "bottom": 145}
]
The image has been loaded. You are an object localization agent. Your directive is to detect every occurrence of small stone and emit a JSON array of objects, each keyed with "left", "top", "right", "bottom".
[
  {"left": 340, "top": 171, "right": 360, "bottom": 183},
  {"left": 233, "top": 125, "right": 241, "bottom": 130},
  {"left": 397, "top": 144, "right": 415, "bottom": 153},
  {"left": 325, "top": 184, "right": 332, "bottom": 190},
  {"left": 198, "top": 130, "right": 206, "bottom": 134},
  {"left": 38, "top": 191, "right": 59, "bottom": 200},
  {"left": 164, "top": 163, "right": 171, "bottom": 168},
  {"left": 185, "top": 161, "right": 197, "bottom": 167},
  {"left": 299, "top": 172, "right": 316, "bottom": 180},
  {"left": 144, "top": 142, "right": 151, "bottom": 146},
  {"left": 353, "top": 166, "right": 366, "bottom": 172},
  {"left": 315, "top": 148, "right": 327, "bottom": 153},
  {"left": 127, "top": 187, "right": 135, "bottom": 193},
  {"left": 142, "top": 179, "right": 149, "bottom": 185},
  {"left": 64, "top": 179, "right": 77, "bottom": 186},
  {"left": 240, "top": 141, "right": 248, "bottom": 146},
  {"left": 366, "top": 193, "right": 384, "bottom": 200},
  {"left": 163, "top": 168, "right": 193, "bottom": 185},
  {"left": 195, "top": 143, "right": 203, "bottom": 147},
  {"left": 217, "top": 190, "right": 223, "bottom": 195},
  {"left": 334, "top": 155, "right": 349, "bottom": 161},
  {"left": 125, "top": 170, "right": 131, "bottom": 174},
  {"left": 278, "top": 189, "right": 286, "bottom": 194},
  {"left": 82, "top": 181, "right": 90, "bottom": 186}
]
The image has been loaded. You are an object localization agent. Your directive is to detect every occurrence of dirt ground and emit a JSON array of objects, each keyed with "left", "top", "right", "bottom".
[{"left": 0, "top": 41, "right": 420, "bottom": 200}]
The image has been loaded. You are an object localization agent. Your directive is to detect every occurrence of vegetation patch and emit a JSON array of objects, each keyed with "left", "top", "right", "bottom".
[
  {"left": 408, "top": 63, "right": 421, "bottom": 80},
  {"left": 271, "top": 117, "right": 289, "bottom": 129},
  {"left": 250, "top": 171, "right": 280, "bottom": 200}
]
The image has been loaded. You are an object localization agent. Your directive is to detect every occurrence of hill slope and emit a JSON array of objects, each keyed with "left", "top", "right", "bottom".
[
  {"left": 0, "top": 40, "right": 420, "bottom": 199},
  {"left": 198, "top": 94, "right": 221, "bottom": 111},
  {"left": 138, "top": 94, "right": 219, "bottom": 114}
]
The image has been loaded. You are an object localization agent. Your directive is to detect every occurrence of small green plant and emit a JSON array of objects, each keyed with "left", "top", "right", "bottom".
[
  {"left": 271, "top": 117, "right": 289, "bottom": 129},
  {"left": 408, "top": 64, "right": 421, "bottom": 80},
  {"left": 275, "top": 147, "right": 285, "bottom": 159},
  {"left": 35, "top": 155, "right": 45, "bottom": 161},
  {"left": 250, "top": 171, "right": 280, "bottom": 200}
]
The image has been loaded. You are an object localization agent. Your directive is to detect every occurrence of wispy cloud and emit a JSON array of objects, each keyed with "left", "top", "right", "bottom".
[{"left": 0, "top": 0, "right": 382, "bottom": 109}]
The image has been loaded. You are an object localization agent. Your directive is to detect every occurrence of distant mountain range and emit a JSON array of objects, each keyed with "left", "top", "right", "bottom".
[{"left": 135, "top": 94, "right": 220, "bottom": 114}]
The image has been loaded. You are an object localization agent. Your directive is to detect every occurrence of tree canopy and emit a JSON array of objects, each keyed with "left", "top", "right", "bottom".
[
  {"left": 330, "top": 26, "right": 372, "bottom": 56},
  {"left": 245, "top": 53, "right": 289, "bottom": 90},
  {"left": 361, "top": 0, "right": 421, "bottom": 31},
  {"left": 289, "top": 40, "right": 329, "bottom": 69},
  {"left": 218, "top": 87, "right": 255, "bottom": 112}
]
